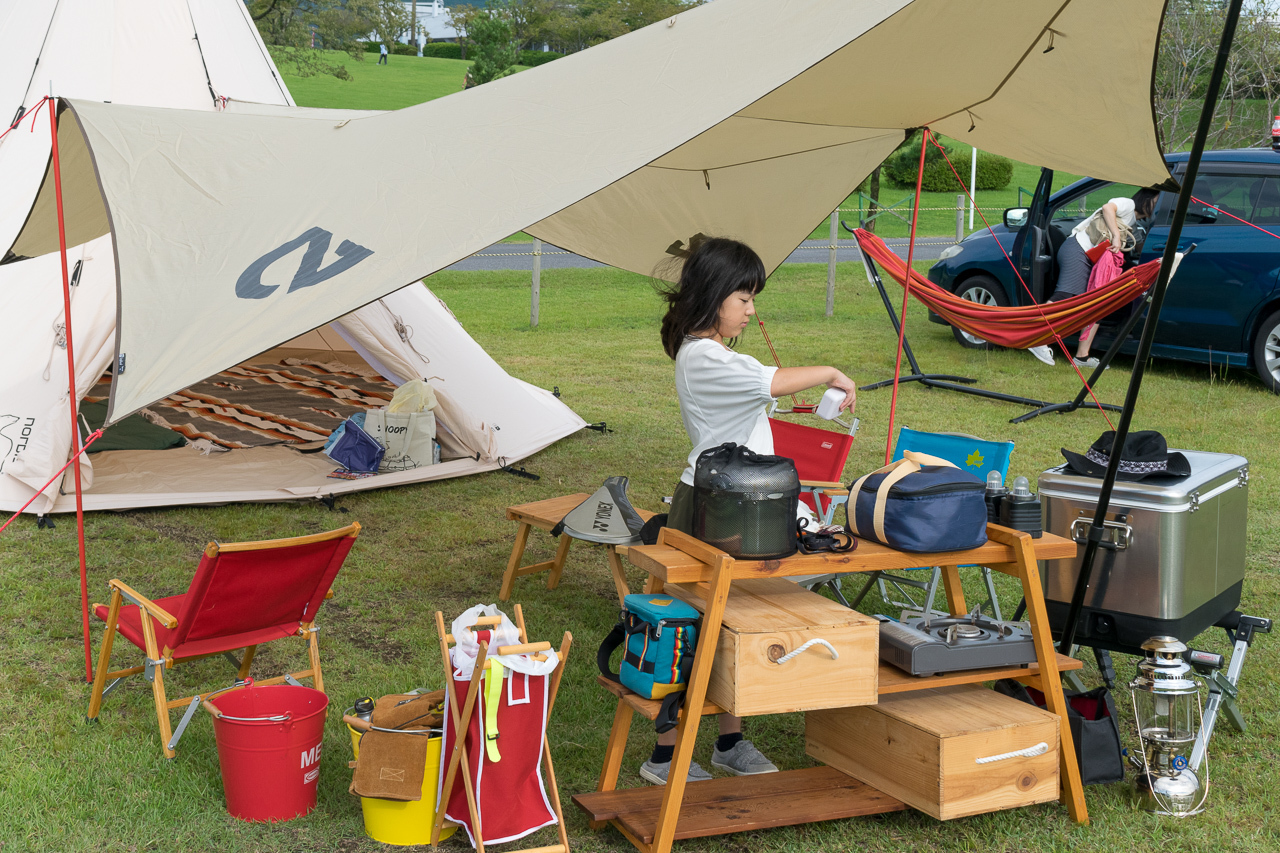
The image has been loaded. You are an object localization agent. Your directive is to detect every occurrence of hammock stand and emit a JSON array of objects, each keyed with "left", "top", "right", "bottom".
[
  {"left": 850, "top": 222, "right": 1051, "bottom": 411},
  {"left": 849, "top": 223, "right": 1132, "bottom": 422}
]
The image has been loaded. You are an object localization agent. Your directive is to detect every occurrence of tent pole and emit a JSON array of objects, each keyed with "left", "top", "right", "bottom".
[
  {"left": 47, "top": 97, "right": 93, "bottom": 682},
  {"left": 1058, "top": 0, "right": 1244, "bottom": 655}
]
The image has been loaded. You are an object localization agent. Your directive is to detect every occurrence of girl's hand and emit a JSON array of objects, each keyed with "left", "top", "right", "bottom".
[{"left": 828, "top": 371, "right": 857, "bottom": 412}]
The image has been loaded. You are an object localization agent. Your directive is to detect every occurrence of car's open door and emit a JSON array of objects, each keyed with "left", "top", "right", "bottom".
[{"left": 1009, "top": 167, "right": 1055, "bottom": 304}]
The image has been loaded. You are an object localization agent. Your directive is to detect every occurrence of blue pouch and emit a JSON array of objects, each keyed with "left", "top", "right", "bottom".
[
  {"left": 597, "top": 593, "right": 700, "bottom": 732},
  {"left": 324, "top": 415, "right": 384, "bottom": 473},
  {"left": 845, "top": 451, "right": 987, "bottom": 553}
]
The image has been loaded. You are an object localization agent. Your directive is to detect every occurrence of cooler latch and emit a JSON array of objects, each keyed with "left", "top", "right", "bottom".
[
  {"left": 1189, "top": 491, "right": 1200, "bottom": 513},
  {"left": 1070, "top": 516, "right": 1132, "bottom": 550},
  {"left": 1238, "top": 467, "right": 1250, "bottom": 488}
]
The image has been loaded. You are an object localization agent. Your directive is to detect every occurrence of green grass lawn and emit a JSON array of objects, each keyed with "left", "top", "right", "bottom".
[
  {"left": 2, "top": 262, "right": 1277, "bottom": 852},
  {"left": 275, "top": 47, "right": 530, "bottom": 112}
]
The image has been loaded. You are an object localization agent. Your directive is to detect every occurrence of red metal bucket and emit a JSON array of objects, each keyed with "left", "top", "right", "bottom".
[{"left": 211, "top": 683, "right": 329, "bottom": 822}]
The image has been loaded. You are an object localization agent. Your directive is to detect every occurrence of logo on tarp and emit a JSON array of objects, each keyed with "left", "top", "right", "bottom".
[
  {"left": 0, "top": 415, "right": 34, "bottom": 474},
  {"left": 236, "top": 227, "right": 374, "bottom": 300}
]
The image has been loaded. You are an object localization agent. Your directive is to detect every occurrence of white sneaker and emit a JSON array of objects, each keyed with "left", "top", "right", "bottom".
[{"left": 1028, "top": 345, "right": 1055, "bottom": 366}]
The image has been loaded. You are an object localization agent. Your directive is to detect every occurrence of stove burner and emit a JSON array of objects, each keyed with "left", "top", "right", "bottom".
[{"left": 878, "top": 607, "right": 1039, "bottom": 676}]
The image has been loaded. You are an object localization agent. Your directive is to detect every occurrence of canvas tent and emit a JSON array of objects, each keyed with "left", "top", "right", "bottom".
[
  {"left": 0, "top": 0, "right": 585, "bottom": 514},
  {"left": 5, "top": 0, "right": 1173, "bottom": 438}
]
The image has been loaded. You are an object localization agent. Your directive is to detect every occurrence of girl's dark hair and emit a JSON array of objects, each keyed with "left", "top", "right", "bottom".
[
  {"left": 1133, "top": 187, "right": 1161, "bottom": 219},
  {"left": 657, "top": 237, "right": 766, "bottom": 359}
]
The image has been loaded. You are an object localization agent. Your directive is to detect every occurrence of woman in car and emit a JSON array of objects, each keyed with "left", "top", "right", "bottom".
[
  {"left": 1044, "top": 188, "right": 1160, "bottom": 369},
  {"left": 644, "top": 236, "right": 856, "bottom": 785}
]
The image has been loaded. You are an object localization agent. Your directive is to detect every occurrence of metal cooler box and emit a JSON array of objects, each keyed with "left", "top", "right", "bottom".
[{"left": 1038, "top": 450, "right": 1247, "bottom": 655}]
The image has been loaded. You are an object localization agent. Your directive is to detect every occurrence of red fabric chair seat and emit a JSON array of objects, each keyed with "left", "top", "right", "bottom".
[{"left": 93, "top": 597, "right": 298, "bottom": 659}]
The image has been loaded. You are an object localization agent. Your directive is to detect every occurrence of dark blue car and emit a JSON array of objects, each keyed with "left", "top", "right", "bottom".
[{"left": 926, "top": 150, "right": 1280, "bottom": 392}]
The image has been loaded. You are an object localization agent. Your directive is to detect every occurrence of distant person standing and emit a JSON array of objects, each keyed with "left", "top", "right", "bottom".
[{"left": 378, "top": 43, "right": 389, "bottom": 65}]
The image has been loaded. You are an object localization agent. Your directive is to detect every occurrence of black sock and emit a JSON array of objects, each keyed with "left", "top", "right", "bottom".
[
  {"left": 650, "top": 744, "right": 674, "bottom": 764},
  {"left": 716, "top": 732, "right": 743, "bottom": 752}
]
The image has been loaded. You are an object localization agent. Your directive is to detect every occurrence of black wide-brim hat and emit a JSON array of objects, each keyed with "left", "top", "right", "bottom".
[{"left": 1061, "top": 430, "right": 1191, "bottom": 481}]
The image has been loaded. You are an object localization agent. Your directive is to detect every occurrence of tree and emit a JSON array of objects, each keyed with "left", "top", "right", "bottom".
[
  {"left": 246, "top": 0, "right": 409, "bottom": 79},
  {"left": 470, "top": 12, "right": 519, "bottom": 85},
  {"left": 367, "top": 0, "right": 413, "bottom": 50},
  {"left": 448, "top": 4, "right": 485, "bottom": 60},
  {"left": 1156, "top": 0, "right": 1280, "bottom": 151}
]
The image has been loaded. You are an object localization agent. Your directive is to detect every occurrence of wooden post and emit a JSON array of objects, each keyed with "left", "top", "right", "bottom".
[
  {"left": 827, "top": 209, "right": 838, "bottom": 316},
  {"left": 531, "top": 237, "right": 542, "bottom": 328}
]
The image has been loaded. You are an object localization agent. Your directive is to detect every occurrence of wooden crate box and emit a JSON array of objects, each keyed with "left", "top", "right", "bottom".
[
  {"left": 666, "top": 577, "right": 877, "bottom": 716},
  {"left": 806, "top": 684, "right": 1060, "bottom": 820}
]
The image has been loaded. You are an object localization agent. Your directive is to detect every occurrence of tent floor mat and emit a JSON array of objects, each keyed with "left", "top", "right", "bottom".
[{"left": 87, "top": 357, "right": 396, "bottom": 450}]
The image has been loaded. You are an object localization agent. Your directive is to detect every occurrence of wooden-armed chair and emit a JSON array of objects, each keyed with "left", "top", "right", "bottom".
[{"left": 86, "top": 522, "right": 361, "bottom": 758}]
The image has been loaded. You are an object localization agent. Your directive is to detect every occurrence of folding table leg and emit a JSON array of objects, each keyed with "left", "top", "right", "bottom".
[
  {"left": 545, "top": 533, "right": 573, "bottom": 590},
  {"left": 605, "top": 545, "right": 631, "bottom": 604},
  {"left": 650, "top": 560, "right": 732, "bottom": 853},
  {"left": 500, "top": 522, "right": 534, "bottom": 601},
  {"left": 988, "top": 527, "right": 1088, "bottom": 825}
]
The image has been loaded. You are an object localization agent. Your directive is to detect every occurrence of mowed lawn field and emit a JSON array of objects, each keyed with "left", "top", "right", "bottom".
[
  {"left": 0, "top": 48, "right": 1275, "bottom": 853},
  {"left": 3, "top": 260, "right": 1277, "bottom": 852}
]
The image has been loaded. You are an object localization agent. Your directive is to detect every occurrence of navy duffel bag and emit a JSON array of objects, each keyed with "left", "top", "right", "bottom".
[{"left": 845, "top": 451, "right": 987, "bottom": 553}]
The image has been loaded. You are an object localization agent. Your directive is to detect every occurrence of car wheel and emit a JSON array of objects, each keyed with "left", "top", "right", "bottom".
[
  {"left": 950, "top": 275, "right": 1009, "bottom": 349},
  {"left": 1252, "top": 309, "right": 1280, "bottom": 393}
]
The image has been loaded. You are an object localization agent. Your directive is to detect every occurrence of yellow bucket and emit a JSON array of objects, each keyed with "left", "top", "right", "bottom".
[{"left": 348, "top": 724, "right": 457, "bottom": 846}]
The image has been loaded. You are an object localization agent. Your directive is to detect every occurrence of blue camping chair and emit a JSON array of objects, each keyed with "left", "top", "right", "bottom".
[{"left": 847, "top": 427, "right": 1013, "bottom": 619}]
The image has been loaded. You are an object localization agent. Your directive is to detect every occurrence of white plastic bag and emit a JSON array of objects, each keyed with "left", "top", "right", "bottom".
[{"left": 387, "top": 379, "right": 437, "bottom": 413}]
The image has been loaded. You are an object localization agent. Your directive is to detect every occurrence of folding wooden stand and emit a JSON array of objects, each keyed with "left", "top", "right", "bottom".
[
  {"left": 574, "top": 524, "right": 1089, "bottom": 853},
  {"left": 500, "top": 493, "right": 655, "bottom": 603},
  {"left": 433, "top": 606, "right": 573, "bottom": 853}
]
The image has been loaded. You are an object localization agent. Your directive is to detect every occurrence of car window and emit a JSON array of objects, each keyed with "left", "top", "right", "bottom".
[
  {"left": 1159, "top": 173, "right": 1258, "bottom": 226},
  {"left": 1050, "top": 182, "right": 1143, "bottom": 223},
  {"left": 1248, "top": 176, "right": 1280, "bottom": 225}
]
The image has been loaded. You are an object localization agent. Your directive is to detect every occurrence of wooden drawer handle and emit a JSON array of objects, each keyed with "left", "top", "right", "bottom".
[
  {"left": 975, "top": 742, "right": 1049, "bottom": 764},
  {"left": 770, "top": 638, "right": 838, "bottom": 665}
]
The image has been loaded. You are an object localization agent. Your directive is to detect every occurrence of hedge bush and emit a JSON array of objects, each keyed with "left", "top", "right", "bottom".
[
  {"left": 518, "top": 50, "right": 562, "bottom": 67},
  {"left": 884, "top": 134, "right": 1013, "bottom": 192},
  {"left": 423, "top": 42, "right": 464, "bottom": 59}
]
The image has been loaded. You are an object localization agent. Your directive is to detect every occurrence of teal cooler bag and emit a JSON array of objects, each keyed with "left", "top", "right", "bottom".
[{"left": 597, "top": 594, "right": 699, "bottom": 732}]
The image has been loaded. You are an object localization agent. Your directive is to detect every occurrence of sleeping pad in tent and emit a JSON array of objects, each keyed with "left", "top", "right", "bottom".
[{"left": 78, "top": 400, "right": 186, "bottom": 453}]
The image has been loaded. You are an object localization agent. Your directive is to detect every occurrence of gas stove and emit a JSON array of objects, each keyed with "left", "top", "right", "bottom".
[{"left": 878, "top": 607, "right": 1038, "bottom": 676}]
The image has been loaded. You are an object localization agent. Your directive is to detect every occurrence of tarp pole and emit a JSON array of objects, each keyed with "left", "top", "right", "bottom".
[
  {"left": 531, "top": 237, "right": 542, "bottom": 328},
  {"left": 827, "top": 209, "right": 837, "bottom": 316},
  {"left": 884, "top": 128, "right": 930, "bottom": 465},
  {"left": 48, "top": 97, "right": 94, "bottom": 682},
  {"left": 1058, "top": 0, "right": 1244, "bottom": 655}
]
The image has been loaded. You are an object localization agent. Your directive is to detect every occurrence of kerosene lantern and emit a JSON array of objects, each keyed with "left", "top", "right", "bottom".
[{"left": 1129, "top": 636, "right": 1207, "bottom": 816}]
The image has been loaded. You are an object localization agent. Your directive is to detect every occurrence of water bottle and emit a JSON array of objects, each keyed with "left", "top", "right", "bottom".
[
  {"left": 984, "top": 470, "right": 1008, "bottom": 525},
  {"left": 998, "top": 476, "right": 1043, "bottom": 538},
  {"left": 1272, "top": 116, "right": 1280, "bottom": 152},
  {"left": 353, "top": 696, "right": 375, "bottom": 723}
]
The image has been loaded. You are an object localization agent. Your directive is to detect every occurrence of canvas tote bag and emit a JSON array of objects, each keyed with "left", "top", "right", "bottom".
[{"left": 364, "top": 409, "right": 436, "bottom": 472}]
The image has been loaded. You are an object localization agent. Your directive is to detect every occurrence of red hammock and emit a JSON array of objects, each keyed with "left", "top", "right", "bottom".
[{"left": 854, "top": 228, "right": 1162, "bottom": 349}]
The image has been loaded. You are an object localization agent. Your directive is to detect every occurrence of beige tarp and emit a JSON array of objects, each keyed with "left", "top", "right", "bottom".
[{"left": 6, "top": 0, "right": 1172, "bottom": 424}]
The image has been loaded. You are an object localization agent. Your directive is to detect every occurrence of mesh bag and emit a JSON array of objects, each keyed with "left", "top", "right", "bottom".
[{"left": 693, "top": 442, "right": 799, "bottom": 560}]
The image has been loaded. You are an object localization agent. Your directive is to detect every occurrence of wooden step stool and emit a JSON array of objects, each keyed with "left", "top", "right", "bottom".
[{"left": 499, "top": 493, "right": 655, "bottom": 604}]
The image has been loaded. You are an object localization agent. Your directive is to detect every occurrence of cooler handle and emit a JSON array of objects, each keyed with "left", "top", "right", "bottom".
[{"left": 1070, "top": 517, "right": 1132, "bottom": 550}]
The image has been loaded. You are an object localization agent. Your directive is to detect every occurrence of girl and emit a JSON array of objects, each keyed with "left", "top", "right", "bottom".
[{"left": 643, "top": 236, "right": 856, "bottom": 784}]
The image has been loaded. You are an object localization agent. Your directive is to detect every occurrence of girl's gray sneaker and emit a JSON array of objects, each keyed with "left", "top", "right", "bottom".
[
  {"left": 639, "top": 759, "right": 712, "bottom": 785},
  {"left": 710, "top": 739, "right": 779, "bottom": 776}
]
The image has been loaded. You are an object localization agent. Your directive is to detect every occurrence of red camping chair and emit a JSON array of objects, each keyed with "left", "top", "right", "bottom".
[
  {"left": 769, "top": 417, "right": 856, "bottom": 526},
  {"left": 86, "top": 522, "right": 361, "bottom": 758}
]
